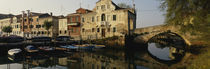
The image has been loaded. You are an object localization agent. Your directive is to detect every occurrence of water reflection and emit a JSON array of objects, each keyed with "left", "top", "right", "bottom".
[
  {"left": 148, "top": 38, "right": 186, "bottom": 64},
  {"left": 0, "top": 38, "right": 189, "bottom": 69}
]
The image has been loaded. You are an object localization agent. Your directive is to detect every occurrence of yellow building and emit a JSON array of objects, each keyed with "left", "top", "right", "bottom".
[{"left": 81, "top": 0, "right": 136, "bottom": 40}]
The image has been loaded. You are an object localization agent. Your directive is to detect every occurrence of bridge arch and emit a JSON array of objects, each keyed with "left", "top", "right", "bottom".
[
  {"left": 134, "top": 30, "right": 191, "bottom": 46},
  {"left": 147, "top": 31, "right": 191, "bottom": 46}
]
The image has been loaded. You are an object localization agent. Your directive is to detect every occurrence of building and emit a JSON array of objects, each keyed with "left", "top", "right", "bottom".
[
  {"left": 0, "top": 18, "right": 12, "bottom": 36},
  {"left": 11, "top": 15, "right": 22, "bottom": 36},
  {"left": 21, "top": 10, "right": 59, "bottom": 38},
  {"left": 0, "top": 14, "right": 14, "bottom": 19},
  {"left": 58, "top": 17, "right": 68, "bottom": 36},
  {"left": 81, "top": 0, "right": 136, "bottom": 40},
  {"left": 67, "top": 8, "right": 91, "bottom": 40}
]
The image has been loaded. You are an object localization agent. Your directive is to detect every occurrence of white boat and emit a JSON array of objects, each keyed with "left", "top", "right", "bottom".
[{"left": 8, "top": 49, "right": 22, "bottom": 56}]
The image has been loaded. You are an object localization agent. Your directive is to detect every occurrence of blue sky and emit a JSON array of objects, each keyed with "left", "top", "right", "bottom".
[{"left": 0, "top": 0, "right": 165, "bottom": 28}]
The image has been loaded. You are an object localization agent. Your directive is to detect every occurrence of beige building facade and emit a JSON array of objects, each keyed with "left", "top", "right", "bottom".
[
  {"left": 0, "top": 18, "right": 12, "bottom": 36},
  {"left": 81, "top": 0, "right": 136, "bottom": 40},
  {"left": 58, "top": 18, "right": 68, "bottom": 36}
]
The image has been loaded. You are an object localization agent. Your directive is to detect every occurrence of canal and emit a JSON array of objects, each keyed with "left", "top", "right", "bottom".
[{"left": 0, "top": 38, "right": 208, "bottom": 69}]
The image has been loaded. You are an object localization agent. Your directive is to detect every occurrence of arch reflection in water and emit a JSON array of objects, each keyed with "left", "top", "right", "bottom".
[{"left": 147, "top": 38, "right": 186, "bottom": 64}]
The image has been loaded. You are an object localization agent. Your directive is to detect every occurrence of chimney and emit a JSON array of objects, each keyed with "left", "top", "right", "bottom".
[
  {"left": 26, "top": 10, "right": 30, "bottom": 17},
  {"left": 50, "top": 12, "right": 53, "bottom": 16},
  {"left": 22, "top": 11, "right": 25, "bottom": 18}
]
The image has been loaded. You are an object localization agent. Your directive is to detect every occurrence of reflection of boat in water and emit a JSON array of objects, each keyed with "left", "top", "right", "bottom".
[{"left": 8, "top": 49, "right": 23, "bottom": 61}]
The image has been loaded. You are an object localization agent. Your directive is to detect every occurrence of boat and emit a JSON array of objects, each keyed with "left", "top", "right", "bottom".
[
  {"left": 39, "top": 46, "right": 55, "bottom": 52},
  {"left": 94, "top": 45, "right": 106, "bottom": 49},
  {"left": 25, "top": 45, "right": 39, "bottom": 53},
  {"left": 8, "top": 48, "right": 22, "bottom": 56},
  {"left": 60, "top": 45, "right": 79, "bottom": 51},
  {"left": 8, "top": 48, "right": 23, "bottom": 60},
  {"left": 75, "top": 44, "right": 95, "bottom": 50},
  {"left": 31, "top": 36, "right": 52, "bottom": 42}
]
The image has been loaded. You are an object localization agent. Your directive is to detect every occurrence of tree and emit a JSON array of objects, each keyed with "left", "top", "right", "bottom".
[
  {"left": 2, "top": 26, "right": 12, "bottom": 36},
  {"left": 160, "top": 0, "right": 210, "bottom": 34},
  {"left": 118, "top": 3, "right": 131, "bottom": 8},
  {"left": 43, "top": 20, "right": 53, "bottom": 36}
]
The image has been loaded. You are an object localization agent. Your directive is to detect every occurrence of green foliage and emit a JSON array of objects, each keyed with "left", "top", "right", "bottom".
[
  {"left": 2, "top": 26, "right": 12, "bottom": 33},
  {"left": 43, "top": 20, "right": 53, "bottom": 31},
  {"left": 160, "top": 0, "right": 210, "bottom": 36},
  {"left": 117, "top": 3, "right": 131, "bottom": 8},
  {"left": 43, "top": 20, "right": 53, "bottom": 36}
]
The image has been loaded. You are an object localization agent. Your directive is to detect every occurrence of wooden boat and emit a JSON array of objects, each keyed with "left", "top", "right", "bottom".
[
  {"left": 60, "top": 45, "right": 79, "bottom": 51},
  {"left": 25, "top": 45, "right": 39, "bottom": 53},
  {"left": 94, "top": 45, "right": 106, "bottom": 49},
  {"left": 39, "top": 46, "right": 55, "bottom": 52},
  {"left": 75, "top": 44, "right": 95, "bottom": 50}
]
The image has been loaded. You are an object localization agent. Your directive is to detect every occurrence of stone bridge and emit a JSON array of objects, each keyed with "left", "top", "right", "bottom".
[{"left": 133, "top": 25, "right": 192, "bottom": 46}]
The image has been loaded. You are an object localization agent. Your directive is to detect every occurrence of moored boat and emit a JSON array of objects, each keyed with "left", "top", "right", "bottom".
[
  {"left": 60, "top": 45, "right": 79, "bottom": 51},
  {"left": 94, "top": 45, "right": 106, "bottom": 49},
  {"left": 8, "top": 48, "right": 23, "bottom": 61},
  {"left": 25, "top": 45, "right": 39, "bottom": 53},
  {"left": 75, "top": 44, "right": 95, "bottom": 50}
]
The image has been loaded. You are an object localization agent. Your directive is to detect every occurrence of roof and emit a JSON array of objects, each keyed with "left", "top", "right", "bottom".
[{"left": 0, "top": 14, "right": 14, "bottom": 19}]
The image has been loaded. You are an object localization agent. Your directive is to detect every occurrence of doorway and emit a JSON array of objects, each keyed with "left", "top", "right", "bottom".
[{"left": 101, "top": 29, "right": 106, "bottom": 37}]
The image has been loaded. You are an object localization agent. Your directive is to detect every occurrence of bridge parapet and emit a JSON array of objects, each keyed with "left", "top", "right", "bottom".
[{"left": 133, "top": 25, "right": 191, "bottom": 46}]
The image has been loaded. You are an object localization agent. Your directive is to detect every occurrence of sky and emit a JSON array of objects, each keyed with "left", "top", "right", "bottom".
[{"left": 0, "top": 0, "right": 165, "bottom": 28}]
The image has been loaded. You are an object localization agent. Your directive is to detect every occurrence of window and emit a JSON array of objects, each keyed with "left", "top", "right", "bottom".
[
  {"left": 76, "top": 16, "right": 79, "bottom": 22},
  {"left": 42, "top": 31, "right": 44, "bottom": 34},
  {"left": 92, "top": 28, "right": 95, "bottom": 32},
  {"left": 29, "top": 25, "right": 34, "bottom": 28},
  {"left": 82, "top": 18, "right": 85, "bottom": 22},
  {"left": 70, "top": 17, "right": 72, "bottom": 22},
  {"left": 37, "top": 18, "right": 39, "bottom": 22},
  {"left": 113, "top": 15, "right": 116, "bottom": 21},
  {"left": 108, "top": 28, "right": 110, "bottom": 32},
  {"left": 17, "top": 25, "right": 19, "bottom": 28},
  {"left": 82, "top": 28, "right": 85, "bottom": 32},
  {"left": 97, "top": 28, "right": 100, "bottom": 32},
  {"left": 65, "top": 30, "right": 67, "bottom": 34},
  {"left": 101, "top": 14, "right": 106, "bottom": 21},
  {"left": 71, "top": 28, "right": 74, "bottom": 33},
  {"left": 36, "top": 25, "right": 41, "bottom": 28},
  {"left": 97, "top": 6, "right": 99, "bottom": 10},
  {"left": 92, "top": 17, "right": 94, "bottom": 22},
  {"left": 101, "top": 5, "right": 105, "bottom": 10},
  {"left": 107, "top": 5, "right": 110, "bottom": 9},
  {"left": 113, "top": 27, "right": 116, "bottom": 32},
  {"left": 24, "top": 26, "right": 28, "bottom": 28},
  {"left": 60, "top": 31, "right": 62, "bottom": 34}
]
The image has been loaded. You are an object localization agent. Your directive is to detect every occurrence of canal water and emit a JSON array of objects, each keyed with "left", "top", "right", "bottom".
[{"left": 0, "top": 39, "right": 189, "bottom": 69}]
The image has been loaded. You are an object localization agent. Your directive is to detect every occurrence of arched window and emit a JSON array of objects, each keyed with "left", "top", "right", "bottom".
[{"left": 101, "top": 14, "right": 106, "bottom": 21}]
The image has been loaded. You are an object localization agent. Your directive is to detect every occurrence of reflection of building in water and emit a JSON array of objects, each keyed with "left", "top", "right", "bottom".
[{"left": 78, "top": 52, "right": 135, "bottom": 69}]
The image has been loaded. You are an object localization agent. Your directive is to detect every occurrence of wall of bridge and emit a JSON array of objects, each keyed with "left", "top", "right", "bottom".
[{"left": 133, "top": 25, "right": 192, "bottom": 46}]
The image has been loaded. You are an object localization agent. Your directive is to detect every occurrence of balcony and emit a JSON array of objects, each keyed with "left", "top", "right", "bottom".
[
  {"left": 68, "top": 22, "right": 80, "bottom": 26},
  {"left": 100, "top": 21, "right": 110, "bottom": 27}
]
